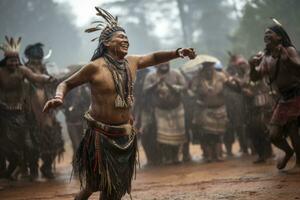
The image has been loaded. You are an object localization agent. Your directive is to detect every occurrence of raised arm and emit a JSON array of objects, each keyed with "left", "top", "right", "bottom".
[
  {"left": 43, "top": 62, "right": 97, "bottom": 112},
  {"left": 249, "top": 52, "right": 265, "bottom": 82},
  {"left": 283, "top": 46, "right": 300, "bottom": 76},
  {"left": 129, "top": 48, "right": 196, "bottom": 70},
  {"left": 19, "top": 65, "right": 52, "bottom": 83}
]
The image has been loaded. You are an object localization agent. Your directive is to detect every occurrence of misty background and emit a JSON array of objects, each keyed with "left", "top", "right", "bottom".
[{"left": 1, "top": 0, "right": 300, "bottom": 72}]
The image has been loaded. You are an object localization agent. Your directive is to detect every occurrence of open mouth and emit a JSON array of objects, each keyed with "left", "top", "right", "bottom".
[
  {"left": 264, "top": 36, "right": 271, "bottom": 44},
  {"left": 120, "top": 43, "right": 129, "bottom": 51}
]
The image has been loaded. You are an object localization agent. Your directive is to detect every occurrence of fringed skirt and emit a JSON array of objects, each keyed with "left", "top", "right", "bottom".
[
  {"left": 270, "top": 96, "right": 300, "bottom": 126},
  {"left": 73, "top": 124, "right": 137, "bottom": 199}
]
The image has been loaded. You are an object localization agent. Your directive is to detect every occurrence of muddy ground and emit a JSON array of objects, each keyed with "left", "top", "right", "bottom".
[{"left": 1, "top": 143, "right": 300, "bottom": 200}]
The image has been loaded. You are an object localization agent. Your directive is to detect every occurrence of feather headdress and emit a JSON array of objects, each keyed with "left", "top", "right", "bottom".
[
  {"left": 0, "top": 36, "right": 21, "bottom": 56},
  {"left": 271, "top": 18, "right": 282, "bottom": 26},
  {"left": 85, "top": 7, "right": 125, "bottom": 42},
  {"left": 269, "top": 18, "right": 293, "bottom": 47}
]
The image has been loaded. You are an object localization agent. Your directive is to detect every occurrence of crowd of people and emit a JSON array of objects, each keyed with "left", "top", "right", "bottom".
[
  {"left": 1, "top": 6, "right": 300, "bottom": 200},
  {"left": 135, "top": 54, "right": 274, "bottom": 166},
  {"left": 134, "top": 20, "right": 300, "bottom": 172},
  {"left": 0, "top": 40, "right": 65, "bottom": 181}
]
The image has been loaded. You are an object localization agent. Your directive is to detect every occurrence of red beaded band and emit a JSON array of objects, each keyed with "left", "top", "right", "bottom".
[{"left": 54, "top": 95, "right": 63, "bottom": 100}]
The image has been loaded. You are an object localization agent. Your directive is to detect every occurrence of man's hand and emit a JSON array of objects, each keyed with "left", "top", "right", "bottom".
[
  {"left": 48, "top": 76, "right": 58, "bottom": 84},
  {"left": 242, "top": 88, "right": 253, "bottom": 97},
  {"left": 158, "top": 76, "right": 165, "bottom": 84},
  {"left": 43, "top": 98, "right": 63, "bottom": 113},
  {"left": 271, "top": 44, "right": 291, "bottom": 61},
  {"left": 178, "top": 48, "right": 196, "bottom": 59},
  {"left": 249, "top": 52, "right": 263, "bottom": 67}
]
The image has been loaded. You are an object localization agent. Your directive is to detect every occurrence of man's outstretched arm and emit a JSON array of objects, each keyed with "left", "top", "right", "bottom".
[
  {"left": 129, "top": 48, "right": 196, "bottom": 70},
  {"left": 43, "top": 62, "right": 97, "bottom": 112},
  {"left": 249, "top": 52, "right": 265, "bottom": 82},
  {"left": 19, "top": 65, "right": 52, "bottom": 83}
]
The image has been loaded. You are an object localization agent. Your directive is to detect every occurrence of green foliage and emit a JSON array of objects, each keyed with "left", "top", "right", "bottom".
[{"left": 232, "top": 0, "right": 300, "bottom": 58}]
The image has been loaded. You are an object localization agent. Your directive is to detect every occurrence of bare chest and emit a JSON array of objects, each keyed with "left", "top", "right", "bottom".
[
  {"left": 264, "top": 56, "right": 295, "bottom": 84},
  {"left": 0, "top": 69, "right": 24, "bottom": 91},
  {"left": 91, "top": 65, "right": 135, "bottom": 94}
]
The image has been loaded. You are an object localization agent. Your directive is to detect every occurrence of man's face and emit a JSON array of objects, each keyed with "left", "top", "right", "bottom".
[
  {"left": 157, "top": 62, "right": 170, "bottom": 74},
  {"left": 227, "top": 65, "right": 236, "bottom": 76},
  {"left": 29, "top": 58, "right": 42, "bottom": 67},
  {"left": 6, "top": 56, "right": 20, "bottom": 69},
  {"left": 106, "top": 31, "right": 129, "bottom": 58},
  {"left": 264, "top": 28, "right": 281, "bottom": 49},
  {"left": 202, "top": 62, "right": 215, "bottom": 79}
]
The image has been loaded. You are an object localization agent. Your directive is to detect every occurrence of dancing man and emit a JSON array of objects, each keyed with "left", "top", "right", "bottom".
[
  {"left": 43, "top": 7, "right": 195, "bottom": 200},
  {"left": 250, "top": 20, "right": 300, "bottom": 170}
]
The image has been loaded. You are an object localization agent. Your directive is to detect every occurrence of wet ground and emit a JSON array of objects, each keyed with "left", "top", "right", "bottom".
[{"left": 1, "top": 143, "right": 300, "bottom": 200}]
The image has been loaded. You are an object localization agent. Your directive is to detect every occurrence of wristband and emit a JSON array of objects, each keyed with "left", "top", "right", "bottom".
[
  {"left": 175, "top": 48, "right": 183, "bottom": 57},
  {"left": 48, "top": 75, "right": 54, "bottom": 82},
  {"left": 54, "top": 94, "right": 63, "bottom": 101}
]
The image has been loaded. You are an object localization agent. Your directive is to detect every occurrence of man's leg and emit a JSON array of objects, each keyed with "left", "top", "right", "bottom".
[
  {"left": 269, "top": 124, "right": 294, "bottom": 169},
  {"left": 224, "top": 123, "right": 235, "bottom": 156},
  {"left": 236, "top": 125, "right": 248, "bottom": 154},
  {"left": 141, "top": 128, "right": 155, "bottom": 166},
  {"left": 40, "top": 153, "right": 55, "bottom": 179},
  {"left": 74, "top": 188, "right": 93, "bottom": 200},
  {"left": 212, "top": 135, "right": 223, "bottom": 162},
  {"left": 0, "top": 153, "right": 6, "bottom": 177},
  {"left": 183, "top": 110, "right": 191, "bottom": 162},
  {"left": 288, "top": 122, "right": 300, "bottom": 167},
  {"left": 170, "top": 145, "right": 180, "bottom": 164},
  {"left": 250, "top": 123, "right": 266, "bottom": 163}
]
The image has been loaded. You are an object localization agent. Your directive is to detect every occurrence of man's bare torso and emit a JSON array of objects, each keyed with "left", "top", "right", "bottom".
[
  {"left": 0, "top": 67, "right": 26, "bottom": 106},
  {"left": 263, "top": 55, "right": 300, "bottom": 92},
  {"left": 88, "top": 57, "right": 137, "bottom": 125}
]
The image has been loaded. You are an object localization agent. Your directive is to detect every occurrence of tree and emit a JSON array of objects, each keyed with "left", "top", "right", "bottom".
[
  {"left": 232, "top": 0, "right": 300, "bottom": 57},
  {"left": 0, "top": 0, "right": 81, "bottom": 67}
]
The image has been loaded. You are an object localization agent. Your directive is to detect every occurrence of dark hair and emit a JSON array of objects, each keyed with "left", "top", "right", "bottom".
[
  {"left": 0, "top": 55, "right": 21, "bottom": 67},
  {"left": 0, "top": 57, "right": 6, "bottom": 67},
  {"left": 268, "top": 25, "right": 293, "bottom": 47},
  {"left": 24, "top": 43, "right": 44, "bottom": 60},
  {"left": 265, "top": 25, "right": 294, "bottom": 55},
  {"left": 91, "top": 42, "right": 107, "bottom": 61},
  {"left": 90, "top": 27, "right": 125, "bottom": 61}
]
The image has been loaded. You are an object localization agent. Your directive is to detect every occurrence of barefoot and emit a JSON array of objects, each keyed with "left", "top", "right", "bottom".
[{"left": 276, "top": 151, "right": 294, "bottom": 170}]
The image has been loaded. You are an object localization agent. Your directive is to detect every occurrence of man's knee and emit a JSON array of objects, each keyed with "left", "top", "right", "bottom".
[{"left": 269, "top": 125, "right": 282, "bottom": 143}]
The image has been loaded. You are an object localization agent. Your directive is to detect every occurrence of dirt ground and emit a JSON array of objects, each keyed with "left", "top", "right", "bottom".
[{"left": 1, "top": 142, "right": 300, "bottom": 200}]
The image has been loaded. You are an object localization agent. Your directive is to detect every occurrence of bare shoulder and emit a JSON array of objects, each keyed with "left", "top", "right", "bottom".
[
  {"left": 126, "top": 55, "right": 140, "bottom": 70},
  {"left": 125, "top": 55, "right": 139, "bottom": 80},
  {"left": 18, "top": 65, "right": 32, "bottom": 74},
  {"left": 286, "top": 46, "right": 299, "bottom": 56},
  {"left": 216, "top": 71, "right": 227, "bottom": 82},
  {"left": 84, "top": 59, "right": 102, "bottom": 72},
  {"left": 126, "top": 55, "right": 140, "bottom": 63},
  {"left": 19, "top": 65, "right": 29, "bottom": 71}
]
